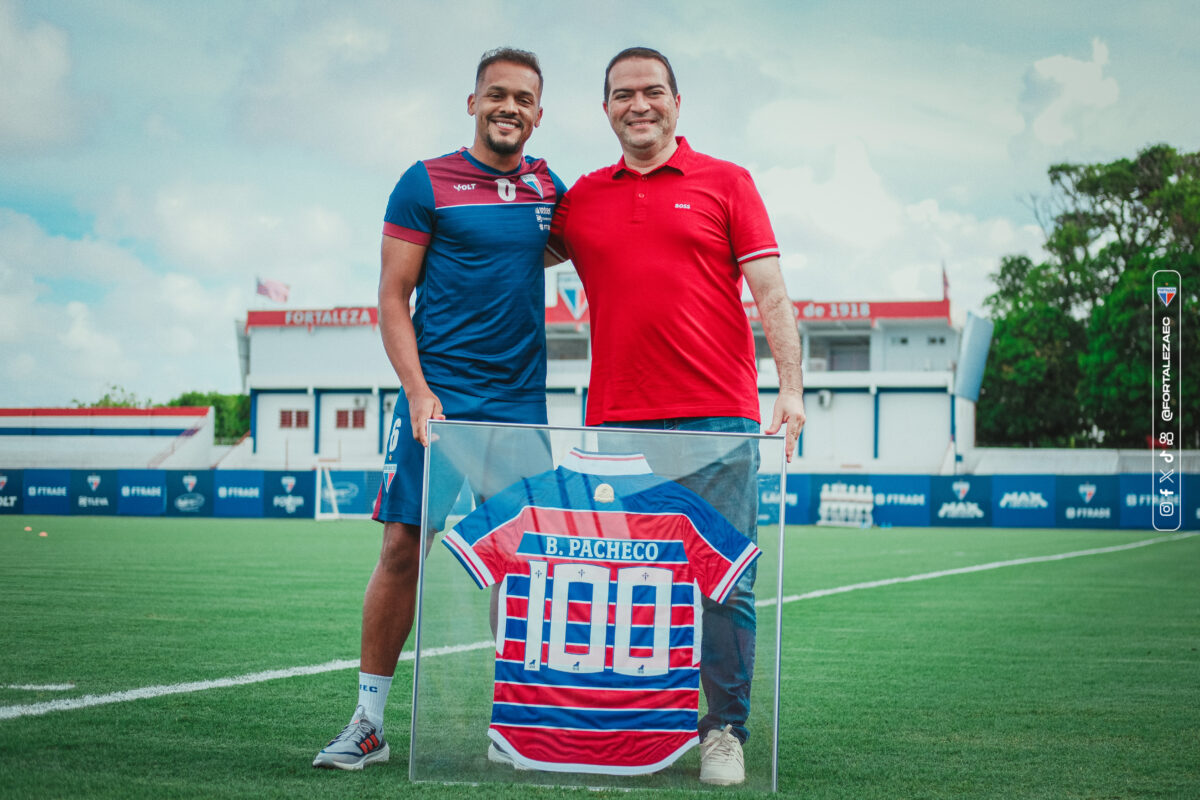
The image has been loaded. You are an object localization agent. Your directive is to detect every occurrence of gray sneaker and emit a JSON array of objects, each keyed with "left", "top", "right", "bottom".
[{"left": 312, "top": 708, "right": 389, "bottom": 770}]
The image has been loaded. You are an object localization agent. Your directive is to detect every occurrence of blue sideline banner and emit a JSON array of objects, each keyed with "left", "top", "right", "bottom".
[
  {"left": 214, "top": 470, "right": 265, "bottom": 517},
  {"left": 1185, "top": 473, "right": 1199, "bottom": 530},
  {"left": 757, "top": 474, "right": 807, "bottom": 526},
  {"left": 71, "top": 469, "right": 119, "bottom": 515},
  {"left": 117, "top": 470, "right": 168, "bottom": 516},
  {"left": 0, "top": 469, "right": 23, "bottom": 514},
  {"left": 870, "top": 474, "right": 932, "bottom": 527},
  {"left": 318, "top": 470, "right": 380, "bottom": 517},
  {"left": 23, "top": 469, "right": 71, "bottom": 515},
  {"left": 1118, "top": 474, "right": 1157, "bottom": 529},
  {"left": 992, "top": 475, "right": 1056, "bottom": 528},
  {"left": 263, "top": 470, "right": 315, "bottom": 518},
  {"left": 165, "top": 470, "right": 215, "bottom": 517},
  {"left": 930, "top": 475, "right": 992, "bottom": 526},
  {"left": 1055, "top": 476, "right": 1119, "bottom": 529}
]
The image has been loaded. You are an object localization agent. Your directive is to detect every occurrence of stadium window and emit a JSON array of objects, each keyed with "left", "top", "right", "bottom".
[
  {"left": 928, "top": 335, "right": 946, "bottom": 345},
  {"left": 352, "top": 408, "right": 366, "bottom": 428},
  {"left": 280, "top": 410, "right": 293, "bottom": 428},
  {"left": 295, "top": 410, "right": 310, "bottom": 428},
  {"left": 336, "top": 409, "right": 350, "bottom": 429}
]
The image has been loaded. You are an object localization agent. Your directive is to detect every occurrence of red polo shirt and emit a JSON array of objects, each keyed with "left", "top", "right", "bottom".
[{"left": 548, "top": 137, "right": 779, "bottom": 424}]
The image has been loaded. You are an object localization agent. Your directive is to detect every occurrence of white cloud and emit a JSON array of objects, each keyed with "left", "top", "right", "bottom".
[
  {"left": 1024, "top": 38, "right": 1119, "bottom": 147},
  {"left": 756, "top": 140, "right": 904, "bottom": 252},
  {"left": 0, "top": 0, "right": 82, "bottom": 150},
  {"left": 754, "top": 148, "right": 1044, "bottom": 322},
  {"left": 90, "top": 182, "right": 373, "bottom": 305},
  {"left": 0, "top": 210, "right": 253, "bottom": 405},
  {"left": 234, "top": 13, "right": 449, "bottom": 173}
]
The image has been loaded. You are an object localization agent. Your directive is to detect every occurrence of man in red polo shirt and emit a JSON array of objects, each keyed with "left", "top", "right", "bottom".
[{"left": 546, "top": 47, "right": 805, "bottom": 786}]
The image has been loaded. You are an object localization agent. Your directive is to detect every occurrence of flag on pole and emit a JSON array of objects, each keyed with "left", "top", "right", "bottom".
[
  {"left": 256, "top": 277, "right": 290, "bottom": 304},
  {"left": 941, "top": 263, "right": 949, "bottom": 301}
]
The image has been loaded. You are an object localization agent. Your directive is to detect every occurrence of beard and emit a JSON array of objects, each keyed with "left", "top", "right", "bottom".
[{"left": 483, "top": 118, "right": 523, "bottom": 155}]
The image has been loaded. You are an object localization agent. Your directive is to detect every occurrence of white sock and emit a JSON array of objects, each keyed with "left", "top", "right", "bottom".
[{"left": 355, "top": 672, "right": 392, "bottom": 730}]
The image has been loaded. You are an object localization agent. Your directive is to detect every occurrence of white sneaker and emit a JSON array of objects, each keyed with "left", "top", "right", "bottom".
[
  {"left": 699, "top": 724, "right": 745, "bottom": 786},
  {"left": 487, "top": 741, "right": 530, "bottom": 771}
]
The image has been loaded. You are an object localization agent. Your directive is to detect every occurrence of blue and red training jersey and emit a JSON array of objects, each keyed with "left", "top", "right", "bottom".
[{"left": 384, "top": 149, "right": 565, "bottom": 401}]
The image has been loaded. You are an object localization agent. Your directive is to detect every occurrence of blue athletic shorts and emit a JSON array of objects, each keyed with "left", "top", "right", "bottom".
[{"left": 372, "top": 386, "right": 549, "bottom": 528}]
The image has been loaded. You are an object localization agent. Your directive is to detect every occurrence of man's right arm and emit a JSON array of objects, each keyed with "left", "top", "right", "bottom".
[{"left": 379, "top": 234, "right": 443, "bottom": 446}]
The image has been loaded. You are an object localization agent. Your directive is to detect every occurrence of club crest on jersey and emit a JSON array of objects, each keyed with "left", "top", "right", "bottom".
[
  {"left": 281, "top": 476, "right": 296, "bottom": 493},
  {"left": 952, "top": 480, "right": 970, "bottom": 500},
  {"left": 183, "top": 474, "right": 198, "bottom": 492},
  {"left": 1078, "top": 483, "right": 1097, "bottom": 503},
  {"left": 557, "top": 273, "right": 588, "bottom": 320},
  {"left": 1158, "top": 286, "right": 1176, "bottom": 306},
  {"left": 594, "top": 483, "right": 615, "bottom": 503},
  {"left": 87, "top": 474, "right": 101, "bottom": 492},
  {"left": 521, "top": 174, "right": 544, "bottom": 198}
]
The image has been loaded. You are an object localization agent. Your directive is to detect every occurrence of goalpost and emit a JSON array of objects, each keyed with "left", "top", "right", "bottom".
[{"left": 314, "top": 458, "right": 374, "bottom": 520}]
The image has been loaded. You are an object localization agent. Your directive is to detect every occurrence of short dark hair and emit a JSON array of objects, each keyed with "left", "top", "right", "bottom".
[
  {"left": 476, "top": 47, "right": 543, "bottom": 94},
  {"left": 604, "top": 47, "right": 677, "bottom": 101}
]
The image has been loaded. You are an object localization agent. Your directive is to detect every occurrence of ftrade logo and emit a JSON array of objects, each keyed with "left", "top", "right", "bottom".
[
  {"left": 218, "top": 486, "right": 260, "bottom": 499},
  {"left": 122, "top": 485, "right": 163, "bottom": 497}
]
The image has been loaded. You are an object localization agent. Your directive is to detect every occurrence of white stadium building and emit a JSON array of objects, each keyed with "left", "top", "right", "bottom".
[{"left": 228, "top": 273, "right": 968, "bottom": 475}]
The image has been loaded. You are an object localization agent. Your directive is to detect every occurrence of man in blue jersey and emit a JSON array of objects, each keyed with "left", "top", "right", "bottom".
[{"left": 314, "top": 47, "right": 566, "bottom": 771}]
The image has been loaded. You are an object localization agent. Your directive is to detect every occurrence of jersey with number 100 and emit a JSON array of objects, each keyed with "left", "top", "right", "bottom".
[{"left": 442, "top": 448, "right": 760, "bottom": 775}]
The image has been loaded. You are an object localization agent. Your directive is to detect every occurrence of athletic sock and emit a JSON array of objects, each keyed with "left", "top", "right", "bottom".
[{"left": 355, "top": 672, "right": 392, "bottom": 730}]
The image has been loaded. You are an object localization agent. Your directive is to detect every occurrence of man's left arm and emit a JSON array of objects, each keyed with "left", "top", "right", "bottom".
[{"left": 742, "top": 256, "right": 806, "bottom": 461}]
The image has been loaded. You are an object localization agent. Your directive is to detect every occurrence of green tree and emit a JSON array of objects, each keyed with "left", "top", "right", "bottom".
[
  {"left": 977, "top": 257, "right": 1087, "bottom": 446},
  {"left": 979, "top": 144, "right": 1199, "bottom": 447},
  {"left": 72, "top": 384, "right": 150, "bottom": 408},
  {"left": 167, "top": 391, "right": 250, "bottom": 442}
]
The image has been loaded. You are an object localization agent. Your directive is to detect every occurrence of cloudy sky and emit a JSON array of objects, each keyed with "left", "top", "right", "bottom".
[{"left": 1, "top": 0, "right": 1197, "bottom": 406}]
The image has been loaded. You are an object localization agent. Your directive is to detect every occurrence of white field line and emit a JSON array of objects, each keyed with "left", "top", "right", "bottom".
[
  {"left": 0, "top": 642, "right": 490, "bottom": 721},
  {"left": 754, "top": 530, "right": 1198, "bottom": 608},
  {"left": 4, "top": 683, "right": 75, "bottom": 691},
  {"left": 2, "top": 531, "right": 1195, "bottom": 721}
]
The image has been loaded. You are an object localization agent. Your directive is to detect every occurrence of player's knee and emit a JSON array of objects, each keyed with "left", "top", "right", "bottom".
[{"left": 379, "top": 522, "right": 420, "bottom": 576}]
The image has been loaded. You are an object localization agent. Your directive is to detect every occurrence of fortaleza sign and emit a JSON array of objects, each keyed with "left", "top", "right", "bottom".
[{"left": 245, "top": 308, "right": 378, "bottom": 331}]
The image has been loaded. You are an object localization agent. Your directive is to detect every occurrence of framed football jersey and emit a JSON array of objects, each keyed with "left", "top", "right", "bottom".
[{"left": 409, "top": 420, "right": 787, "bottom": 792}]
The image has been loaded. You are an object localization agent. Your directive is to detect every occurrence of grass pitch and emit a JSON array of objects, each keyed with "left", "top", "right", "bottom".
[{"left": 0, "top": 516, "right": 1197, "bottom": 798}]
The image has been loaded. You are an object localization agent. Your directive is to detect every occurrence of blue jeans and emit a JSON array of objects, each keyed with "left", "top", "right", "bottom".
[{"left": 597, "top": 416, "right": 759, "bottom": 743}]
